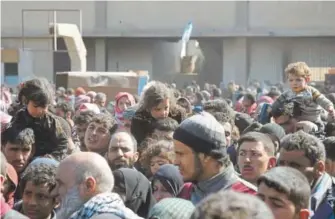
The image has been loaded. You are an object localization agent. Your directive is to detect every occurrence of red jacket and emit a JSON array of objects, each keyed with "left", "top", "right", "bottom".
[{"left": 178, "top": 181, "right": 257, "bottom": 201}]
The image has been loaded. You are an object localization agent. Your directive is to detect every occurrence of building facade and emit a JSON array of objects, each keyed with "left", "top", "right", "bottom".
[{"left": 1, "top": 1, "right": 335, "bottom": 87}]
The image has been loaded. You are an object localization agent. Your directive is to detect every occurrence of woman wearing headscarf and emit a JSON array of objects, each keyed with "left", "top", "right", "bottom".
[
  {"left": 112, "top": 168, "right": 156, "bottom": 218},
  {"left": 151, "top": 164, "right": 184, "bottom": 202},
  {"left": 114, "top": 92, "right": 136, "bottom": 130}
]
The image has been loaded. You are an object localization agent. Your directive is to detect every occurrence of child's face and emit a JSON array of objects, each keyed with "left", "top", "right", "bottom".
[
  {"left": 150, "top": 156, "right": 170, "bottom": 175},
  {"left": 288, "top": 74, "right": 308, "bottom": 92},
  {"left": 22, "top": 181, "right": 56, "bottom": 219},
  {"left": 27, "top": 101, "right": 48, "bottom": 118}
]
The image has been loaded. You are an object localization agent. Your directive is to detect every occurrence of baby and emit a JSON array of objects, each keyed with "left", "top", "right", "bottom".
[{"left": 275, "top": 62, "right": 335, "bottom": 124}]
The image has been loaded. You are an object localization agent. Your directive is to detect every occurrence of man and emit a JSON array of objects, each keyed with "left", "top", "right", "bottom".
[
  {"left": 94, "top": 92, "right": 107, "bottom": 108},
  {"left": 237, "top": 132, "right": 276, "bottom": 185},
  {"left": 324, "top": 137, "right": 335, "bottom": 177},
  {"left": 54, "top": 152, "right": 142, "bottom": 219},
  {"left": 73, "top": 110, "right": 96, "bottom": 151},
  {"left": 173, "top": 113, "right": 256, "bottom": 205},
  {"left": 94, "top": 93, "right": 109, "bottom": 114},
  {"left": 257, "top": 166, "right": 310, "bottom": 219},
  {"left": 190, "top": 190, "right": 274, "bottom": 219},
  {"left": 84, "top": 113, "right": 117, "bottom": 155},
  {"left": 14, "top": 164, "right": 58, "bottom": 219},
  {"left": 55, "top": 102, "right": 75, "bottom": 127},
  {"left": 2, "top": 127, "right": 35, "bottom": 174},
  {"left": 278, "top": 130, "right": 335, "bottom": 219},
  {"left": 107, "top": 132, "right": 139, "bottom": 170},
  {"left": 0, "top": 152, "right": 28, "bottom": 219}
]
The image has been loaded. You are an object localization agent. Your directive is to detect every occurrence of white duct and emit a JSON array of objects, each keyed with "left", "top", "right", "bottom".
[{"left": 49, "top": 23, "right": 87, "bottom": 72}]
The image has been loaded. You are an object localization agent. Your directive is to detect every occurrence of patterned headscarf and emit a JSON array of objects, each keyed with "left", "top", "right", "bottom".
[{"left": 114, "top": 92, "right": 135, "bottom": 126}]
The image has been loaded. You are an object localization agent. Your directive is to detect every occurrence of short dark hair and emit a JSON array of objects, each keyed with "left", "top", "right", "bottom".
[
  {"left": 238, "top": 132, "right": 275, "bottom": 156},
  {"left": 243, "top": 93, "right": 256, "bottom": 104},
  {"left": 73, "top": 110, "right": 95, "bottom": 126},
  {"left": 20, "top": 164, "right": 57, "bottom": 195},
  {"left": 56, "top": 102, "right": 74, "bottom": 115},
  {"left": 2, "top": 127, "right": 35, "bottom": 148},
  {"left": 203, "top": 99, "right": 235, "bottom": 126},
  {"left": 323, "top": 137, "right": 335, "bottom": 161},
  {"left": 153, "top": 117, "right": 178, "bottom": 132},
  {"left": 19, "top": 78, "right": 54, "bottom": 107},
  {"left": 191, "top": 190, "right": 274, "bottom": 219},
  {"left": 325, "top": 122, "right": 335, "bottom": 137},
  {"left": 280, "top": 130, "right": 326, "bottom": 165},
  {"left": 90, "top": 113, "right": 117, "bottom": 134},
  {"left": 257, "top": 166, "right": 311, "bottom": 211}
]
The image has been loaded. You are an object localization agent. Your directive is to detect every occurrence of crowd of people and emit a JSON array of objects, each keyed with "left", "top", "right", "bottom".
[{"left": 0, "top": 61, "right": 335, "bottom": 219}]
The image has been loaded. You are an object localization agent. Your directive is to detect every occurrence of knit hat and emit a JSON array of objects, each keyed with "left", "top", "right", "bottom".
[
  {"left": 148, "top": 198, "right": 195, "bottom": 219},
  {"left": 259, "top": 123, "right": 286, "bottom": 141},
  {"left": 173, "top": 112, "right": 227, "bottom": 157}
]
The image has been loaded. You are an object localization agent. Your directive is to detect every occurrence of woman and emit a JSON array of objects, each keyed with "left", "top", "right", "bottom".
[
  {"left": 151, "top": 164, "right": 184, "bottom": 202},
  {"left": 112, "top": 168, "right": 156, "bottom": 218},
  {"left": 114, "top": 92, "right": 136, "bottom": 131},
  {"left": 131, "top": 81, "right": 186, "bottom": 145}
]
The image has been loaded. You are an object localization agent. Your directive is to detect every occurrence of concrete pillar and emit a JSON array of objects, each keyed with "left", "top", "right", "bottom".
[
  {"left": 95, "top": 39, "right": 106, "bottom": 71},
  {"left": 222, "top": 38, "right": 248, "bottom": 86},
  {"left": 152, "top": 41, "right": 180, "bottom": 80}
]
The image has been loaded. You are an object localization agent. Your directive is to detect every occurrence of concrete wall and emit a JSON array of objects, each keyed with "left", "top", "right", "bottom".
[
  {"left": 2, "top": 1, "right": 335, "bottom": 86},
  {"left": 2, "top": 1, "right": 334, "bottom": 37}
]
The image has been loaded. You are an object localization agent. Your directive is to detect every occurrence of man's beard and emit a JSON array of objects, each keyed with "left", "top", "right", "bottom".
[
  {"left": 109, "top": 157, "right": 135, "bottom": 171},
  {"left": 189, "top": 153, "right": 204, "bottom": 184},
  {"left": 56, "top": 186, "right": 86, "bottom": 219}
]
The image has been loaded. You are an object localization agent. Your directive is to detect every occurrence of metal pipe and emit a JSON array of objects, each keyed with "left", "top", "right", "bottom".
[
  {"left": 53, "top": 10, "right": 57, "bottom": 51},
  {"left": 21, "top": 10, "right": 25, "bottom": 50}
]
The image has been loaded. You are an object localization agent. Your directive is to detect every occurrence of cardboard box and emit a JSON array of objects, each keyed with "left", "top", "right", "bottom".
[{"left": 56, "top": 71, "right": 149, "bottom": 102}]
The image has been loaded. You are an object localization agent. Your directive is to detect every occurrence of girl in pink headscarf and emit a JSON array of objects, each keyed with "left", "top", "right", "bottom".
[{"left": 115, "top": 92, "right": 135, "bottom": 130}]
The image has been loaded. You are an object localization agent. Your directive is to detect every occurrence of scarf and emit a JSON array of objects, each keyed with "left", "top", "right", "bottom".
[
  {"left": 114, "top": 92, "right": 135, "bottom": 126},
  {"left": 152, "top": 164, "right": 184, "bottom": 197},
  {"left": 69, "top": 192, "right": 142, "bottom": 219},
  {"left": 113, "top": 168, "right": 156, "bottom": 218},
  {"left": 191, "top": 163, "right": 239, "bottom": 205}
]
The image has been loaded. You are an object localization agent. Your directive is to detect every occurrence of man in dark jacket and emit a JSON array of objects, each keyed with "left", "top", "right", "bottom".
[{"left": 173, "top": 112, "right": 257, "bottom": 205}]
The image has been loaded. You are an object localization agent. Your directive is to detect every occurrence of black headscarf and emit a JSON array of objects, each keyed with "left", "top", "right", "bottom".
[
  {"left": 152, "top": 164, "right": 184, "bottom": 197},
  {"left": 113, "top": 168, "right": 156, "bottom": 218}
]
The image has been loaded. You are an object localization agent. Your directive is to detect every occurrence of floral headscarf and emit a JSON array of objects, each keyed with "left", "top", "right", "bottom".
[{"left": 114, "top": 92, "right": 135, "bottom": 126}]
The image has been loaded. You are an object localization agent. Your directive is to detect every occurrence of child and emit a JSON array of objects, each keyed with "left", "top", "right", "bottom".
[
  {"left": 14, "top": 164, "right": 58, "bottom": 219},
  {"left": 9, "top": 78, "right": 68, "bottom": 161},
  {"left": 275, "top": 62, "right": 335, "bottom": 125}
]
